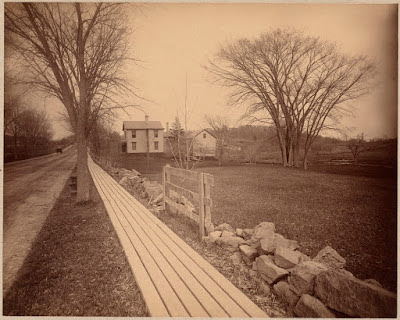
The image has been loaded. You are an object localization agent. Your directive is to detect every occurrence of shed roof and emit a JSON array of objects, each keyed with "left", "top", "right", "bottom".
[{"left": 123, "top": 121, "right": 164, "bottom": 130}]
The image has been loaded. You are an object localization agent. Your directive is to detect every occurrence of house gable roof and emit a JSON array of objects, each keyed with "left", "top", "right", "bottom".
[
  {"left": 193, "top": 128, "right": 217, "bottom": 139},
  {"left": 123, "top": 121, "right": 164, "bottom": 130}
]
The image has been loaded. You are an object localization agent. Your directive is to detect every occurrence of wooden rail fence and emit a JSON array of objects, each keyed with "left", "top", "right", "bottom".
[{"left": 163, "top": 165, "right": 213, "bottom": 238}]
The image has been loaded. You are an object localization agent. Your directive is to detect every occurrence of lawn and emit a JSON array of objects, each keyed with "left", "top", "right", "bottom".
[
  {"left": 199, "top": 164, "right": 397, "bottom": 291},
  {"left": 117, "top": 153, "right": 397, "bottom": 292},
  {"left": 3, "top": 176, "right": 148, "bottom": 316}
]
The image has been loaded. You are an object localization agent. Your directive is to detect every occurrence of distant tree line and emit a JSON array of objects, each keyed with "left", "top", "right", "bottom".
[
  {"left": 4, "top": 91, "right": 54, "bottom": 161},
  {"left": 89, "top": 119, "right": 122, "bottom": 168}
]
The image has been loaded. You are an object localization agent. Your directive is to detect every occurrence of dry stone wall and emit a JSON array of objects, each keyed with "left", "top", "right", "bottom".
[
  {"left": 205, "top": 221, "right": 397, "bottom": 318},
  {"left": 109, "top": 166, "right": 198, "bottom": 219}
]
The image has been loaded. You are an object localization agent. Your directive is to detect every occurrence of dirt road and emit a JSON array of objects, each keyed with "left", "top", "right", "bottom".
[{"left": 3, "top": 146, "right": 77, "bottom": 295}]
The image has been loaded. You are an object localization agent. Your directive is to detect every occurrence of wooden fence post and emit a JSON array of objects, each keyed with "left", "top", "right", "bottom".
[
  {"left": 204, "top": 181, "right": 211, "bottom": 236},
  {"left": 163, "top": 165, "right": 170, "bottom": 211},
  {"left": 198, "top": 172, "right": 205, "bottom": 239},
  {"left": 162, "top": 165, "right": 166, "bottom": 211}
]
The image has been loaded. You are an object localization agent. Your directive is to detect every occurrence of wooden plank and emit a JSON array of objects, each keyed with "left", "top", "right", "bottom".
[
  {"left": 88, "top": 164, "right": 169, "bottom": 317},
  {"left": 166, "top": 166, "right": 200, "bottom": 181},
  {"left": 89, "top": 164, "right": 248, "bottom": 317},
  {"left": 164, "top": 198, "right": 199, "bottom": 223},
  {"left": 89, "top": 159, "right": 268, "bottom": 318},
  {"left": 107, "top": 203, "right": 189, "bottom": 317},
  {"left": 110, "top": 200, "right": 208, "bottom": 317},
  {"left": 114, "top": 189, "right": 268, "bottom": 318},
  {"left": 198, "top": 172, "right": 205, "bottom": 239},
  {"left": 165, "top": 181, "right": 199, "bottom": 203},
  {"left": 91, "top": 164, "right": 230, "bottom": 317},
  {"left": 91, "top": 165, "right": 189, "bottom": 317}
]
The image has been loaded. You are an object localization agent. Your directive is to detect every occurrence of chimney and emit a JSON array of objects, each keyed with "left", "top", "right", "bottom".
[
  {"left": 145, "top": 114, "right": 149, "bottom": 122},
  {"left": 166, "top": 122, "right": 169, "bottom": 133}
]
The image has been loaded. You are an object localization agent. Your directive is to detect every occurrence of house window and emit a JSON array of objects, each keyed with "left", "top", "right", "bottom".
[
  {"left": 154, "top": 141, "right": 159, "bottom": 150},
  {"left": 132, "top": 142, "right": 137, "bottom": 151},
  {"left": 203, "top": 133, "right": 206, "bottom": 138},
  {"left": 132, "top": 130, "right": 136, "bottom": 138},
  {"left": 154, "top": 130, "right": 158, "bottom": 138}
]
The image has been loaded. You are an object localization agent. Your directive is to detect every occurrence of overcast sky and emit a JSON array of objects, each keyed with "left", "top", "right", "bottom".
[{"left": 37, "top": 3, "right": 397, "bottom": 140}]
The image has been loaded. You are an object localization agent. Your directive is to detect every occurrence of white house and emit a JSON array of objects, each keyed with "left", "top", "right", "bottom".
[
  {"left": 123, "top": 115, "right": 164, "bottom": 153},
  {"left": 192, "top": 129, "right": 217, "bottom": 158}
]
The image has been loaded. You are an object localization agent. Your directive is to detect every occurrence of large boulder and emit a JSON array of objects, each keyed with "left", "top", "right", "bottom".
[
  {"left": 214, "top": 223, "right": 235, "bottom": 233},
  {"left": 274, "top": 247, "right": 302, "bottom": 269},
  {"left": 239, "top": 245, "right": 259, "bottom": 266},
  {"left": 126, "top": 176, "right": 141, "bottom": 184},
  {"left": 273, "top": 280, "right": 300, "bottom": 308},
  {"left": 206, "top": 231, "right": 222, "bottom": 243},
  {"left": 315, "top": 270, "right": 397, "bottom": 318},
  {"left": 242, "top": 228, "right": 254, "bottom": 240},
  {"left": 110, "top": 167, "right": 120, "bottom": 174},
  {"left": 256, "top": 255, "right": 288, "bottom": 285},
  {"left": 119, "top": 176, "right": 128, "bottom": 186},
  {"left": 257, "top": 278, "right": 271, "bottom": 296},
  {"left": 119, "top": 168, "right": 134, "bottom": 178},
  {"left": 288, "top": 261, "right": 328, "bottom": 296},
  {"left": 144, "top": 182, "right": 163, "bottom": 200},
  {"left": 215, "top": 236, "right": 245, "bottom": 252},
  {"left": 294, "top": 294, "right": 335, "bottom": 318},
  {"left": 364, "top": 278, "right": 383, "bottom": 288},
  {"left": 221, "top": 231, "right": 235, "bottom": 238},
  {"left": 229, "top": 252, "right": 242, "bottom": 265},
  {"left": 259, "top": 234, "right": 299, "bottom": 254},
  {"left": 131, "top": 168, "right": 141, "bottom": 176},
  {"left": 252, "top": 222, "right": 275, "bottom": 241},
  {"left": 313, "top": 246, "right": 346, "bottom": 270},
  {"left": 152, "top": 193, "right": 164, "bottom": 205}
]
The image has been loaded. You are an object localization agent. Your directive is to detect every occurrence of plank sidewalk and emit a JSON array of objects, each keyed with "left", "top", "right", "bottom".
[{"left": 88, "top": 157, "right": 268, "bottom": 318}]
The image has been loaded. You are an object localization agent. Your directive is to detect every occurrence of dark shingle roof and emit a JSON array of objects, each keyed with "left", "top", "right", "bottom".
[{"left": 123, "top": 121, "right": 164, "bottom": 130}]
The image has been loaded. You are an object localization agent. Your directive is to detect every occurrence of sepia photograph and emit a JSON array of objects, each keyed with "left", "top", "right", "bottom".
[{"left": 2, "top": 1, "right": 398, "bottom": 318}]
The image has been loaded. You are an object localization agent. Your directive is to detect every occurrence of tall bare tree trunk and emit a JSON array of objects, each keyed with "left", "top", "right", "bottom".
[
  {"left": 303, "top": 140, "right": 311, "bottom": 170},
  {"left": 276, "top": 129, "right": 288, "bottom": 166},
  {"left": 303, "top": 152, "right": 308, "bottom": 170},
  {"left": 13, "top": 134, "right": 18, "bottom": 160},
  {"left": 291, "top": 128, "right": 300, "bottom": 167},
  {"left": 76, "top": 126, "right": 90, "bottom": 202}
]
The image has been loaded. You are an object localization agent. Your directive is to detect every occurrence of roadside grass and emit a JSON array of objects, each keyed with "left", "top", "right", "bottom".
[
  {"left": 199, "top": 165, "right": 397, "bottom": 291},
  {"left": 3, "top": 177, "right": 148, "bottom": 316}
]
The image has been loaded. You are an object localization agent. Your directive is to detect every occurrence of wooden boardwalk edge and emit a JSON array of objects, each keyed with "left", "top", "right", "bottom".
[{"left": 88, "top": 157, "right": 269, "bottom": 318}]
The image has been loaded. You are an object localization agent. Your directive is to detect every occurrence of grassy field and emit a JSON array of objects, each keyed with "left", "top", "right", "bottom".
[
  {"left": 117, "top": 152, "right": 397, "bottom": 291},
  {"left": 199, "top": 165, "right": 397, "bottom": 291},
  {"left": 3, "top": 177, "right": 148, "bottom": 316}
]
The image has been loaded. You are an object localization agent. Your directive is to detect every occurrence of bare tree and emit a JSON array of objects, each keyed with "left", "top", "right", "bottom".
[
  {"left": 205, "top": 28, "right": 376, "bottom": 170},
  {"left": 4, "top": 95, "right": 27, "bottom": 160},
  {"left": 5, "top": 3, "right": 137, "bottom": 201},
  {"left": 90, "top": 118, "right": 121, "bottom": 168},
  {"left": 19, "top": 109, "right": 53, "bottom": 158},
  {"left": 347, "top": 133, "right": 368, "bottom": 164},
  {"left": 204, "top": 115, "right": 230, "bottom": 166},
  {"left": 167, "top": 115, "right": 199, "bottom": 170},
  {"left": 167, "top": 78, "right": 200, "bottom": 170}
]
